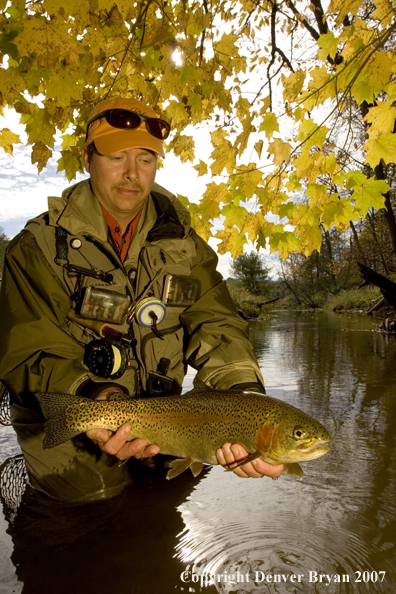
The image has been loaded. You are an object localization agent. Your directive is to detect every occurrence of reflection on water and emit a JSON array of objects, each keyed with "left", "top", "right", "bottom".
[
  {"left": 1, "top": 312, "right": 396, "bottom": 593},
  {"left": 176, "top": 312, "right": 396, "bottom": 593}
]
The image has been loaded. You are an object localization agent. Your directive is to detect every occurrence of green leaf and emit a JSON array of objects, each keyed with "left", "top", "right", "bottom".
[{"left": 57, "top": 150, "right": 83, "bottom": 181}]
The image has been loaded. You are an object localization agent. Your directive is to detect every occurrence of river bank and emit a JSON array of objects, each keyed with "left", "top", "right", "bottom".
[{"left": 228, "top": 282, "right": 396, "bottom": 323}]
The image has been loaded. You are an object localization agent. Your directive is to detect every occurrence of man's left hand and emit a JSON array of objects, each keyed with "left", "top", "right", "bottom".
[{"left": 216, "top": 443, "right": 285, "bottom": 478}]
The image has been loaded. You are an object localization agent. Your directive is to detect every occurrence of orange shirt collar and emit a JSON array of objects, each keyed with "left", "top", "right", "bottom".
[{"left": 100, "top": 205, "right": 142, "bottom": 262}]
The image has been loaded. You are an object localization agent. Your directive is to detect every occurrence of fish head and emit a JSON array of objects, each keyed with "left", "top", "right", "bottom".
[{"left": 253, "top": 404, "right": 331, "bottom": 464}]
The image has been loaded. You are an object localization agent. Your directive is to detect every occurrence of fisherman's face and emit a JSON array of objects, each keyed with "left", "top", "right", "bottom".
[{"left": 83, "top": 147, "right": 157, "bottom": 224}]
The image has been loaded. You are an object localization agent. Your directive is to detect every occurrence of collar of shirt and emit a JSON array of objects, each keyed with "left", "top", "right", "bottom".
[{"left": 100, "top": 204, "right": 142, "bottom": 262}]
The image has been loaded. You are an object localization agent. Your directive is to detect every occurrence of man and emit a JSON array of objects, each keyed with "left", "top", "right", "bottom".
[{"left": 0, "top": 97, "right": 284, "bottom": 502}]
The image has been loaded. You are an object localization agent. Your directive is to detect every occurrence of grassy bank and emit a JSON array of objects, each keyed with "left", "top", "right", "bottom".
[
  {"left": 273, "top": 285, "right": 382, "bottom": 312},
  {"left": 227, "top": 281, "right": 392, "bottom": 318}
]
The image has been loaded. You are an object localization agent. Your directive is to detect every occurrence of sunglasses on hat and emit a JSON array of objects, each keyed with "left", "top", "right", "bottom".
[{"left": 86, "top": 108, "right": 171, "bottom": 140}]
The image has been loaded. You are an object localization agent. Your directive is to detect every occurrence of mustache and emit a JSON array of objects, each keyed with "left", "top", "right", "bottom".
[{"left": 113, "top": 184, "right": 144, "bottom": 192}]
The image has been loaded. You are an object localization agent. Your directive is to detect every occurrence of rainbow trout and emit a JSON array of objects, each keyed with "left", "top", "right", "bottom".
[{"left": 36, "top": 390, "right": 331, "bottom": 480}]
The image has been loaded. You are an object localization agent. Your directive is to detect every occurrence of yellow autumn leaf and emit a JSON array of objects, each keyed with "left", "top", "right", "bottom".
[
  {"left": 31, "top": 142, "right": 52, "bottom": 173},
  {"left": 14, "top": 15, "right": 80, "bottom": 68},
  {"left": 210, "top": 130, "right": 237, "bottom": 175},
  {"left": 364, "top": 102, "right": 396, "bottom": 138},
  {"left": 254, "top": 139, "right": 264, "bottom": 159},
  {"left": 222, "top": 204, "right": 248, "bottom": 231},
  {"left": 268, "top": 138, "right": 292, "bottom": 167},
  {"left": 328, "top": 0, "right": 362, "bottom": 26},
  {"left": 215, "top": 227, "right": 247, "bottom": 258},
  {"left": 259, "top": 112, "right": 279, "bottom": 139},
  {"left": 305, "top": 183, "right": 329, "bottom": 207},
  {"left": 269, "top": 229, "right": 302, "bottom": 259},
  {"left": 317, "top": 32, "right": 339, "bottom": 61},
  {"left": 46, "top": 75, "right": 84, "bottom": 108},
  {"left": 364, "top": 132, "right": 396, "bottom": 168},
  {"left": 0, "top": 128, "right": 21, "bottom": 154},
  {"left": 292, "top": 148, "right": 313, "bottom": 179},
  {"left": 193, "top": 160, "right": 208, "bottom": 177},
  {"left": 57, "top": 150, "right": 83, "bottom": 181},
  {"left": 241, "top": 211, "right": 269, "bottom": 244},
  {"left": 282, "top": 70, "right": 306, "bottom": 103},
  {"left": 167, "top": 135, "right": 195, "bottom": 163}
]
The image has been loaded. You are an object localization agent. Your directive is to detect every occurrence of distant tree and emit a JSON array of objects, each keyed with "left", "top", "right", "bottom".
[
  {"left": 280, "top": 226, "right": 347, "bottom": 307},
  {"left": 0, "top": 228, "right": 10, "bottom": 278},
  {"left": 229, "top": 252, "right": 270, "bottom": 295}
]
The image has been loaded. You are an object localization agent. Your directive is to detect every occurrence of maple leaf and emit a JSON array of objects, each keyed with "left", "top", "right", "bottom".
[
  {"left": 193, "top": 160, "right": 208, "bottom": 177},
  {"left": 31, "top": 142, "right": 52, "bottom": 173},
  {"left": 57, "top": 150, "right": 83, "bottom": 181},
  {"left": 254, "top": 139, "right": 263, "bottom": 159},
  {"left": 215, "top": 228, "right": 247, "bottom": 258},
  {"left": 282, "top": 70, "right": 306, "bottom": 103},
  {"left": 14, "top": 15, "right": 80, "bottom": 68},
  {"left": 167, "top": 135, "right": 195, "bottom": 163},
  {"left": 364, "top": 102, "right": 396, "bottom": 137},
  {"left": 345, "top": 172, "right": 389, "bottom": 214},
  {"left": 317, "top": 32, "right": 339, "bottom": 61},
  {"left": 364, "top": 133, "right": 396, "bottom": 168},
  {"left": 0, "top": 128, "right": 21, "bottom": 154},
  {"left": 259, "top": 112, "right": 279, "bottom": 139},
  {"left": 268, "top": 138, "right": 292, "bottom": 167},
  {"left": 269, "top": 229, "right": 302, "bottom": 259},
  {"left": 222, "top": 203, "right": 248, "bottom": 231}
]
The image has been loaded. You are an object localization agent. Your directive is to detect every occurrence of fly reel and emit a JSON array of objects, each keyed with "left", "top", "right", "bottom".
[{"left": 84, "top": 339, "right": 127, "bottom": 379}]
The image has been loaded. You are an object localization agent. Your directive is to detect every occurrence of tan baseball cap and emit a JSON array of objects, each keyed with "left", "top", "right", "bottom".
[{"left": 85, "top": 97, "right": 167, "bottom": 158}]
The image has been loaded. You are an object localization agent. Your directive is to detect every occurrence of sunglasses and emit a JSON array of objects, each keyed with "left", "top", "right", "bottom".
[{"left": 86, "top": 109, "right": 171, "bottom": 140}]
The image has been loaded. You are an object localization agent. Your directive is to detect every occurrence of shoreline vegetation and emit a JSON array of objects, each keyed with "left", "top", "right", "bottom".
[{"left": 227, "top": 280, "right": 396, "bottom": 324}]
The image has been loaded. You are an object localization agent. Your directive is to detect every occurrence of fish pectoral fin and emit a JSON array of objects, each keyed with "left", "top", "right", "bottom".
[
  {"left": 166, "top": 457, "right": 200, "bottom": 480},
  {"left": 285, "top": 463, "right": 304, "bottom": 479},
  {"left": 224, "top": 450, "right": 262, "bottom": 471}
]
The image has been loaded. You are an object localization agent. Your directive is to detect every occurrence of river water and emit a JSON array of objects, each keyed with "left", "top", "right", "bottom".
[{"left": 0, "top": 311, "right": 395, "bottom": 594}]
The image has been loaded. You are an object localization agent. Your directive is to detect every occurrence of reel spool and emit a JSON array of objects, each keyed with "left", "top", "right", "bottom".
[
  {"left": 84, "top": 339, "right": 127, "bottom": 379},
  {"left": 135, "top": 297, "right": 166, "bottom": 328}
]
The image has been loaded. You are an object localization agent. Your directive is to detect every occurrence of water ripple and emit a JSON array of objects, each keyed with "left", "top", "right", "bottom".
[{"left": 176, "top": 468, "right": 395, "bottom": 594}]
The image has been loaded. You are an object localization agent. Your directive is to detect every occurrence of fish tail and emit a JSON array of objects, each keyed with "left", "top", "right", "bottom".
[{"left": 36, "top": 392, "right": 89, "bottom": 449}]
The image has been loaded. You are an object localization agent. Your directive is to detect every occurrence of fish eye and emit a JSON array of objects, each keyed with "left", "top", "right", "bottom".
[{"left": 293, "top": 427, "right": 306, "bottom": 439}]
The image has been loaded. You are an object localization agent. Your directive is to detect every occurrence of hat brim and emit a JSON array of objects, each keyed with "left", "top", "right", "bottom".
[{"left": 89, "top": 127, "right": 165, "bottom": 158}]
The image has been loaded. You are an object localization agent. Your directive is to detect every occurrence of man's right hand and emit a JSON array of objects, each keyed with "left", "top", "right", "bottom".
[{"left": 86, "top": 424, "right": 160, "bottom": 461}]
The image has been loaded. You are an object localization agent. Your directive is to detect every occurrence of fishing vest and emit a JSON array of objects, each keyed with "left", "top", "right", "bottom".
[{"left": 24, "top": 180, "right": 206, "bottom": 397}]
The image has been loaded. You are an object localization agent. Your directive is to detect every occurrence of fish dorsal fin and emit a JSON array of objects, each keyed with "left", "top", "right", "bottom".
[
  {"left": 166, "top": 457, "right": 197, "bottom": 480},
  {"left": 285, "top": 463, "right": 304, "bottom": 479}
]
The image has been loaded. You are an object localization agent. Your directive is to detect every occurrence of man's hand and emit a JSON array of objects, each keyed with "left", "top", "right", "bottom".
[
  {"left": 86, "top": 424, "right": 160, "bottom": 461},
  {"left": 85, "top": 388, "right": 160, "bottom": 461},
  {"left": 216, "top": 443, "right": 285, "bottom": 479}
]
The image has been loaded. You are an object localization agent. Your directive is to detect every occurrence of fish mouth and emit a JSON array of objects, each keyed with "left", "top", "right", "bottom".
[{"left": 297, "top": 440, "right": 331, "bottom": 454}]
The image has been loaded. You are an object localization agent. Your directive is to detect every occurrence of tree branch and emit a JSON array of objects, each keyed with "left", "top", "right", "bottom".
[
  {"left": 310, "top": 0, "right": 328, "bottom": 36},
  {"left": 285, "top": 0, "right": 320, "bottom": 41}
]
